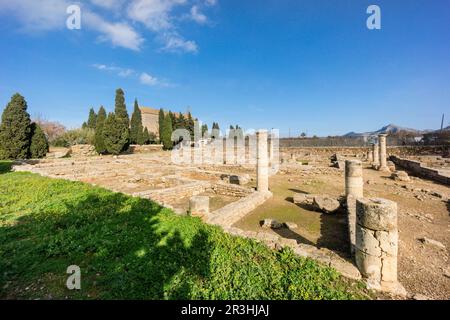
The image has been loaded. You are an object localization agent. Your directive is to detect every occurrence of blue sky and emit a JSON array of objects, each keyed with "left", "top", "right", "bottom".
[{"left": 0, "top": 0, "right": 449, "bottom": 137}]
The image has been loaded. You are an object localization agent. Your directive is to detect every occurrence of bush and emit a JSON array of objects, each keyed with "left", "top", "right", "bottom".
[{"left": 52, "top": 128, "right": 95, "bottom": 147}]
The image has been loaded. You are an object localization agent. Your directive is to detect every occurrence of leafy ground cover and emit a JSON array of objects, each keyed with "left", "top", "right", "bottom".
[{"left": 0, "top": 161, "right": 369, "bottom": 299}]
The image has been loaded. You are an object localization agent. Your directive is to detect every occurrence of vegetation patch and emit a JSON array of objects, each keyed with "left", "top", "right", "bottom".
[{"left": 0, "top": 170, "right": 368, "bottom": 300}]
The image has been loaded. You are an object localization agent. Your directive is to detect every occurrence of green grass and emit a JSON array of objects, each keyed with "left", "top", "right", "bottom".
[{"left": 0, "top": 163, "right": 368, "bottom": 300}]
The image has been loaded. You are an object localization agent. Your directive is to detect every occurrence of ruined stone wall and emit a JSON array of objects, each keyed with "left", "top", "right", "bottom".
[
  {"left": 390, "top": 156, "right": 450, "bottom": 185},
  {"left": 129, "top": 144, "right": 164, "bottom": 153},
  {"left": 211, "top": 182, "right": 253, "bottom": 197},
  {"left": 280, "top": 146, "right": 448, "bottom": 163}
]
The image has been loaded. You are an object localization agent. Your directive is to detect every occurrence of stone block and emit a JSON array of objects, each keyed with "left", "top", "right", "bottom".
[{"left": 189, "top": 195, "right": 209, "bottom": 217}]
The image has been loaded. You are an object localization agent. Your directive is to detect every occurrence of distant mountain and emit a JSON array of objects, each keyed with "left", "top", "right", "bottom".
[{"left": 343, "top": 124, "right": 433, "bottom": 137}]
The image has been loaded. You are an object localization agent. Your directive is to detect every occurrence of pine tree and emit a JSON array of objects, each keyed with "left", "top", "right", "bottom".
[
  {"left": 158, "top": 108, "right": 165, "bottom": 140},
  {"left": 130, "top": 99, "right": 144, "bottom": 145},
  {"left": 0, "top": 93, "right": 32, "bottom": 159},
  {"left": 102, "top": 112, "right": 128, "bottom": 155},
  {"left": 30, "top": 123, "right": 49, "bottom": 159},
  {"left": 94, "top": 106, "right": 107, "bottom": 154},
  {"left": 114, "top": 88, "right": 130, "bottom": 151},
  {"left": 160, "top": 113, "right": 173, "bottom": 150},
  {"left": 87, "top": 108, "right": 97, "bottom": 129}
]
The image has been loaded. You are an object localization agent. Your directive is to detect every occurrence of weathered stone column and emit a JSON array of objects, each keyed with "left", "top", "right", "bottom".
[
  {"left": 378, "top": 134, "right": 389, "bottom": 171},
  {"left": 268, "top": 134, "right": 274, "bottom": 167},
  {"left": 367, "top": 149, "right": 373, "bottom": 163},
  {"left": 256, "top": 130, "right": 269, "bottom": 192},
  {"left": 355, "top": 198, "right": 405, "bottom": 295},
  {"left": 372, "top": 143, "right": 379, "bottom": 168},
  {"left": 345, "top": 160, "right": 364, "bottom": 256},
  {"left": 345, "top": 160, "right": 363, "bottom": 198}
]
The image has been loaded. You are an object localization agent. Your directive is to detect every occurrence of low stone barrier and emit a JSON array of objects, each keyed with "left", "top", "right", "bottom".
[
  {"left": 133, "top": 181, "right": 211, "bottom": 204},
  {"left": 206, "top": 191, "right": 272, "bottom": 227},
  {"left": 129, "top": 144, "right": 163, "bottom": 153},
  {"left": 390, "top": 155, "right": 450, "bottom": 185},
  {"left": 211, "top": 181, "right": 254, "bottom": 197},
  {"left": 221, "top": 226, "right": 361, "bottom": 280}
]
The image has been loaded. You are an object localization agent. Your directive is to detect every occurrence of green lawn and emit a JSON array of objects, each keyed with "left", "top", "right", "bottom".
[{"left": 0, "top": 161, "right": 368, "bottom": 300}]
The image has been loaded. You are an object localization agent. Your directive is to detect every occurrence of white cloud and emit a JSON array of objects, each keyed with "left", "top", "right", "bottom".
[
  {"left": 140, "top": 72, "right": 159, "bottom": 86},
  {"left": 161, "top": 32, "right": 198, "bottom": 53},
  {"left": 93, "top": 64, "right": 170, "bottom": 87},
  {"left": 84, "top": 11, "right": 144, "bottom": 51},
  {"left": 190, "top": 5, "right": 207, "bottom": 24},
  {"left": 92, "top": 64, "right": 136, "bottom": 77},
  {"left": 140, "top": 72, "right": 171, "bottom": 87},
  {"left": 127, "top": 0, "right": 186, "bottom": 32},
  {"left": 0, "top": 0, "right": 68, "bottom": 31},
  {"left": 0, "top": 0, "right": 214, "bottom": 53}
]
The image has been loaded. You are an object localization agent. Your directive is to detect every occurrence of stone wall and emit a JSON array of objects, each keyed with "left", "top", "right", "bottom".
[
  {"left": 280, "top": 146, "right": 448, "bottom": 164},
  {"left": 129, "top": 144, "right": 163, "bottom": 153},
  {"left": 133, "top": 181, "right": 211, "bottom": 204},
  {"left": 207, "top": 191, "right": 272, "bottom": 227},
  {"left": 390, "top": 156, "right": 450, "bottom": 185},
  {"left": 211, "top": 181, "right": 254, "bottom": 197}
]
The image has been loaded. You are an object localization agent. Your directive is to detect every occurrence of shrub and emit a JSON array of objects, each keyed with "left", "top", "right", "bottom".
[{"left": 52, "top": 128, "right": 95, "bottom": 147}]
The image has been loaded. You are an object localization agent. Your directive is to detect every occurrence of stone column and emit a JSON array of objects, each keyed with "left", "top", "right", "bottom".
[
  {"left": 378, "top": 134, "right": 388, "bottom": 171},
  {"left": 345, "top": 160, "right": 364, "bottom": 256},
  {"left": 345, "top": 160, "right": 363, "bottom": 198},
  {"left": 268, "top": 134, "right": 274, "bottom": 167},
  {"left": 256, "top": 130, "right": 269, "bottom": 192},
  {"left": 367, "top": 149, "right": 373, "bottom": 163},
  {"left": 355, "top": 198, "right": 405, "bottom": 295},
  {"left": 372, "top": 143, "right": 379, "bottom": 168}
]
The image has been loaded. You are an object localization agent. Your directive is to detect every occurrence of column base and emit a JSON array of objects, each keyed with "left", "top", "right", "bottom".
[{"left": 378, "top": 166, "right": 391, "bottom": 172}]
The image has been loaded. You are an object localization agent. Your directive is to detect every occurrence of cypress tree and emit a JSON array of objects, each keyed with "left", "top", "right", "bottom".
[
  {"left": 187, "top": 112, "right": 195, "bottom": 139},
  {"left": 102, "top": 112, "right": 128, "bottom": 155},
  {"left": 160, "top": 113, "right": 173, "bottom": 150},
  {"left": 0, "top": 93, "right": 32, "bottom": 159},
  {"left": 114, "top": 88, "right": 130, "bottom": 151},
  {"left": 130, "top": 99, "right": 144, "bottom": 145},
  {"left": 178, "top": 113, "right": 186, "bottom": 130},
  {"left": 94, "top": 106, "right": 107, "bottom": 154},
  {"left": 30, "top": 123, "right": 49, "bottom": 159},
  {"left": 158, "top": 108, "right": 165, "bottom": 139},
  {"left": 201, "top": 124, "right": 208, "bottom": 138},
  {"left": 142, "top": 127, "right": 150, "bottom": 145},
  {"left": 87, "top": 108, "right": 97, "bottom": 129}
]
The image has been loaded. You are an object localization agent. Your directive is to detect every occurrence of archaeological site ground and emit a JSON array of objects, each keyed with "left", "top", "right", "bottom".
[{"left": 0, "top": 1, "right": 449, "bottom": 309}]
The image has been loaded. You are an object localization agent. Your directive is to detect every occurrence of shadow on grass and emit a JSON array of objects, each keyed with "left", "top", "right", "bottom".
[
  {"left": 287, "top": 188, "right": 350, "bottom": 258},
  {"left": 0, "top": 191, "right": 213, "bottom": 299},
  {"left": 0, "top": 161, "right": 13, "bottom": 174}
]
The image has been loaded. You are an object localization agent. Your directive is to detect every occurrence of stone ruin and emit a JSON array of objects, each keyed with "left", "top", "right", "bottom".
[{"left": 17, "top": 130, "right": 448, "bottom": 297}]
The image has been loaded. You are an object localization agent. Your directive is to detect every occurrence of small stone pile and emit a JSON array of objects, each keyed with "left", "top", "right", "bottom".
[{"left": 69, "top": 144, "right": 97, "bottom": 157}]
